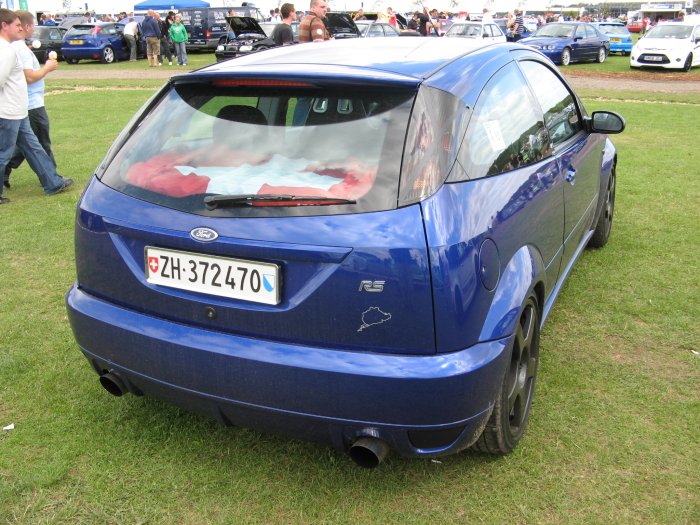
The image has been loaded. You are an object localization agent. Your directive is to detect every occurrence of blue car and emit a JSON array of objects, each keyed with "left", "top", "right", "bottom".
[
  {"left": 520, "top": 22, "right": 611, "bottom": 65},
  {"left": 61, "top": 23, "right": 132, "bottom": 64},
  {"left": 593, "top": 21, "right": 633, "bottom": 55},
  {"left": 66, "top": 38, "right": 624, "bottom": 467}
]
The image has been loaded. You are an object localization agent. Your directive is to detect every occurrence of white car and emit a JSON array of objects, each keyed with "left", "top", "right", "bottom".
[
  {"left": 444, "top": 21, "right": 506, "bottom": 43},
  {"left": 630, "top": 21, "right": 700, "bottom": 71}
]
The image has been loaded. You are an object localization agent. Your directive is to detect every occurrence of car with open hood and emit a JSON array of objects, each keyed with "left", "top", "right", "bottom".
[
  {"left": 181, "top": 5, "right": 265, "bottom": 52},
  {"left": 630, "top": 21, "right": 700, "bottom": 71},
  {"left": 214, "top": 16, "right": 275, "bottom": 62},
  {"left": 67, "top": 38, "right": 624, "bottom": 468},
  {"left": 520, "top": 22, "right": 610, "bottom": 65}
]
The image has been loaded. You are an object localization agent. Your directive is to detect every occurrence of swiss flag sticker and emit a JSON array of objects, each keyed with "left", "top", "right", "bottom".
[{"left": 148, "top": 256, "right": 159, "bottom": 274}]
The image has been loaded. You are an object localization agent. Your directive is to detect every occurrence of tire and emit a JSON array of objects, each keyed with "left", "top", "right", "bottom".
[
  {"left": 683, "top": 54, "right": 692, "bottom": 72},
  {"left": 66, "top": 58, "right": 79, "bottom": 64},
  {"left": 597, "top": 47, "right": 607, "bottom": 63},
  {"left": 560, "top": 47, "right": 571, "bottom": 66},
  {"left": 588, "top": 164, "right": 616, "bottom": 248},
  {"left": 101, "top": 46, "right": 115, "bottom": 64},
  {"left": 472, "top": 293, "right": 540, "bottom": 454}
]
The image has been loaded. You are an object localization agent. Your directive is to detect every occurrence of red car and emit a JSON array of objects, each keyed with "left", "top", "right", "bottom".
[{"left": 626, "top": 19, "right": 644, "bottom": 33}]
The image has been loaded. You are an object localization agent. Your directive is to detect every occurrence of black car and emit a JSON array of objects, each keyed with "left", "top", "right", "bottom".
[
  {"left": 29, "top": 26, "right": 67, "bottom": 63},
  {"left": 214, "top": 16, "right": 275, "bottom": 62}
]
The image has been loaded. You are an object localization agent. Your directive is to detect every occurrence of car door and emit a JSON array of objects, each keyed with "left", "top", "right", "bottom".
[
  {"left": 519, "top": 59, "right": 605, "bottom": 271},
  {"left": 577, "top": 24, "right": 598, "bottom": 60},
  {"left": 103, "top": 24, "right": 123, "bottom": 51}
]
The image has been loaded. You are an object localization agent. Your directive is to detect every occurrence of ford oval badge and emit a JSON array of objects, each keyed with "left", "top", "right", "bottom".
[{"left": 190, "top": 227, "right": 218, "bottom": 242}]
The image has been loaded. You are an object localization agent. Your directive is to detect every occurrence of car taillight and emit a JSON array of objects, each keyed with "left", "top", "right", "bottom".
[
  {"left": 206, "top": 29, "right": 211, "bottom": 39},
  {"left": 398, "top": 86, "right": 466, "bottom": 207}
]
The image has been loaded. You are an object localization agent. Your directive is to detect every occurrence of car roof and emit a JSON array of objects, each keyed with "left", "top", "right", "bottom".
[{"left": 202, "top": 37, "right": 501, "bottom": 81}]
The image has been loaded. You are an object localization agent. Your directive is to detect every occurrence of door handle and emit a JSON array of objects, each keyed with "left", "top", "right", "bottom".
[{"left": 566, "top": 169, "right": 576, "bottom": 185}]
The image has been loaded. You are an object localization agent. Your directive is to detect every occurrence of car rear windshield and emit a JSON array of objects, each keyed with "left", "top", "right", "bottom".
[
  {"left": 66, "top": 25, "right": 98, "bottom": 36},
  {"left": 598, "top": 24, "right": 628, "bottom": 35},
  {"left": 99, "top": 82, "right": 416, "bottom": 217}
]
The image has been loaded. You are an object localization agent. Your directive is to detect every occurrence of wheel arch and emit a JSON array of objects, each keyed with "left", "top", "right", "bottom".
[{"left": 479, "top": 245, "right": 546, "bottom": 342}]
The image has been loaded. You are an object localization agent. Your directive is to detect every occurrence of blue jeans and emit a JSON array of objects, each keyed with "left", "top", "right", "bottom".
[
  {"left": 0, "top": 117, "right": 64, "bottom": 196},
  {"left": 174, "top": 41, "right": 187, "bottom": 65},
  {"left": 7, "top": 106, "right": 56, "bottom": 173}
]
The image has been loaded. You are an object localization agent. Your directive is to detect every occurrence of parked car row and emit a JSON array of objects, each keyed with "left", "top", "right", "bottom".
[{"left": 51, "top": 14, "right": 699, "bottom": 74}]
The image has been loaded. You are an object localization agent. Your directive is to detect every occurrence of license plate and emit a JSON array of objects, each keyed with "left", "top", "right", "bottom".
[
  {"left": 69, "top": 39, "right": 83, "bottom": 45},
  {"left": 645, "top": 55, "right": 663, "bottom": 61},
  {"left": 610, "top": 38, "right": 620, "bottom": 42},
  {"left": 145, "top": 247, "right": 280, "bottom": 305}
]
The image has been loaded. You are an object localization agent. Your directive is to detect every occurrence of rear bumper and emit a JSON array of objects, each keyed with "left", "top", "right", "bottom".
[
  {"left": 62, "top": 46, "right": 105, "bottom": 59},
  {"left": 186, "top": 38, "right": 219, "bottom": 51},
  {"left": 609, "top": 42, "right": 632, "bottom": 53},
  {"left": 67, "top": 284, "right": 510, "bottom": 457}
]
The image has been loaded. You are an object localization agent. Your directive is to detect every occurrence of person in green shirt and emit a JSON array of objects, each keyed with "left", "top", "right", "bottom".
[{"left": 169, "top": 14, "right": 188, "bottom": 66}]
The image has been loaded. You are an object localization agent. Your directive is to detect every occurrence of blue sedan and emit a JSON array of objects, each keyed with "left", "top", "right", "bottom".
[
  {"left": 67, "top": 38, "right": 624, "bottom": 467},
  {"left": 593, "top": 21, "right": 633, "bottom": 55},
  {"left": 520, "top": 22, "right": 611, "bottom": 65},
  {"left": 61, "top": 23, "right": 132, "bottom": 64}
]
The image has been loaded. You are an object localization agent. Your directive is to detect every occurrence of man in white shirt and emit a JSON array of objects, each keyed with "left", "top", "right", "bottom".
[
  {"left": 0, "top": 9, "right": 71, "bottom": 204},
  {"left": 123, "top": 16, "right": 139, "bottom": 62},
  {"left": 4, "top": 10, "right": 60, "bottom": 188}
]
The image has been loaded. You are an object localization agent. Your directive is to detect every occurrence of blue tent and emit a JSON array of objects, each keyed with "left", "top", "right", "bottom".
[{"left": 133, "top": 0, "right": 210, "bottom": 10}]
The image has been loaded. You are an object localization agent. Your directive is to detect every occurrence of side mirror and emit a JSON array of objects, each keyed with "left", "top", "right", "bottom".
[{"left": 586, "top": 111, "right": 626, "bottom": 134}]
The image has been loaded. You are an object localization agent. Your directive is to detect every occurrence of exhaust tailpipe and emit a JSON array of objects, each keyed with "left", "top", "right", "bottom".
[
  {"left": 349, "top": 437, "right": 390, "bottom": 469},
  {"left": 99, "top": 371, "right": 128, "bottom": 397}
]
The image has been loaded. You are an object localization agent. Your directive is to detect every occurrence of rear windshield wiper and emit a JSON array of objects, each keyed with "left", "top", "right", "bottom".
[{"left": 204, "top": 194, "right": 357, "bottom": 210}]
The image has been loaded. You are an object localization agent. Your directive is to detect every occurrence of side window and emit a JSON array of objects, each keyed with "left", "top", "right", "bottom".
[
  {"left": 456, "top": 62, "right": 550, "bottom": 181},
  {"left": 519, "top": 60, "right": 582, "bottom": 147},
  {"left": 585, "top": 25, "right": 597, "bottom": 38},
  {"left": 368, "top": 25, "right": 383, "bottom": 37},
  {"left": 576, "top": 25, "right": 586, "bottom": 38},
  {"left": 50, "top": 29, "right": 61, "bottom": 39}
]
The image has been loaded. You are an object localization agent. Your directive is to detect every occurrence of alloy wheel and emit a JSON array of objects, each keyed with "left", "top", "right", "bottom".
[{"left": 506, "top": 299, "right": 539, "bottom": 438}]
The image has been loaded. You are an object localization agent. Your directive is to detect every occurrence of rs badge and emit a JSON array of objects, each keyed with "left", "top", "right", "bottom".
[{"left": 358, "top": 280, "right": 385, "bottom": 292}]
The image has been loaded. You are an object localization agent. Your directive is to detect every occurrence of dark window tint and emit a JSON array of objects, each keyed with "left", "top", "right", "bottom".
[
  {"left": 454, "top": 62, "right": 550, "bottom": 181},
  {"left": 520, "top": 60, "right": 582, "bottom": 147}
]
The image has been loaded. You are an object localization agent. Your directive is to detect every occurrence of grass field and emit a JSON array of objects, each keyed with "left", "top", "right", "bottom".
[{"left": 0, "top": 76, "right": 698, "bottom": 524}]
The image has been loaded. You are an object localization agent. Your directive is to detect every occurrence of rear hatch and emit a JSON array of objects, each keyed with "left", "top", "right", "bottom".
[
  {"left": 76, "top": 74, "right": 461, "bottom": 355},
  {"left": 64, "top": 24, "right": 100, "bottom": 47}
]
